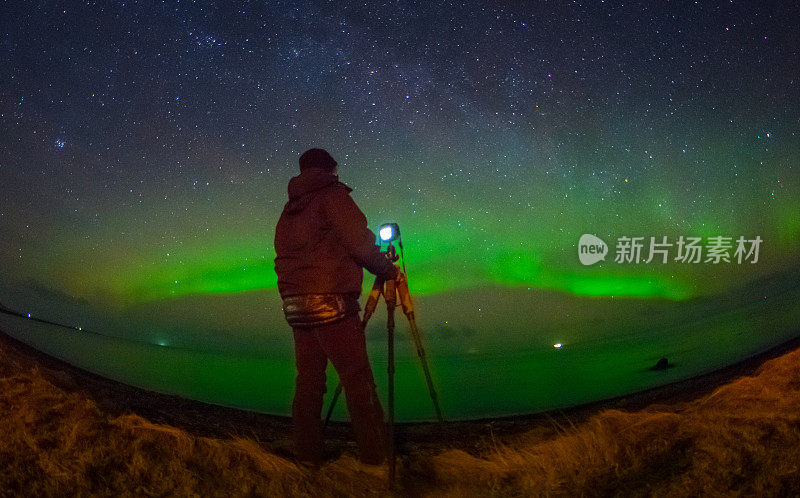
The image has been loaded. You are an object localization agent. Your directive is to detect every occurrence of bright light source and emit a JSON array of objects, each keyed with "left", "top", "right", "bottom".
[
  {"left": 378, "top": 223, "right": 401, "bottom": 242},
  {"left": 27, "top": 313, "right": 31, "bottom": 318},
  {"left": 553, "top": 343, "right": 562, "bottom": 349}
]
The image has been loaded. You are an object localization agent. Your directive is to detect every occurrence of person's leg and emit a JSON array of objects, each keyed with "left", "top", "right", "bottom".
[
  {"left": 292, "top": 327, "right": 328, "bottom": 465},
  {"left": 317, "top": 313, "right": 387, "bottom": 465}
]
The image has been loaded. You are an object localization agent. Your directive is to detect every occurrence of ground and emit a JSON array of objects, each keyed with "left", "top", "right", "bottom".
[{"left": 1, "top": 328, "right": 800, "bottom": 497}]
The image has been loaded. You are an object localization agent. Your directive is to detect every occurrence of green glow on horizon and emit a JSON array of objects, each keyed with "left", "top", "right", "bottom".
[
  {"left": 543, "top": 272, "right": 693, "bottom": 300},
  {"left": 22, "top": 174, "right": 798, "bottom": 305},
  {"left": 77, "top": 243, "right": 693, "bottom": 302}
]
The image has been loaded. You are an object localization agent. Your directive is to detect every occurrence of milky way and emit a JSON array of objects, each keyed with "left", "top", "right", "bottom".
[{"left": 1, "top": 1, "right": 798, "bottom": 304}]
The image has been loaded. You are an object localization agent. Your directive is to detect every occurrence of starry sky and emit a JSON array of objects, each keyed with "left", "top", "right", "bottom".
[{"left": 1, "top": 0, "right": 799, "bottom": 308}]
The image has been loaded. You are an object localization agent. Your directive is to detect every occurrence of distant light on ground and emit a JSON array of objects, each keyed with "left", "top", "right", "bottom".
[{"left": 554, "top": 343, "right": 563, "bottom": 349}]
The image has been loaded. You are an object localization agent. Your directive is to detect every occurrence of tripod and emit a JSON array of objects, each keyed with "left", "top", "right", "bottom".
[{"left": 323, "top": 242, "right": 443, "bottom": 484}]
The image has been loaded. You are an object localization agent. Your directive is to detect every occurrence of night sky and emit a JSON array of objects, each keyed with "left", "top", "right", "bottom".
[{"left": 1, "top": 1, "right": 799, "bottom": 308}]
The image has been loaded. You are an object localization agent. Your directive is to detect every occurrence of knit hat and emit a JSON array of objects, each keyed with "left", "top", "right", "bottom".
[{"left": 299, "top": 148, "right": 338, "bottom": 173}]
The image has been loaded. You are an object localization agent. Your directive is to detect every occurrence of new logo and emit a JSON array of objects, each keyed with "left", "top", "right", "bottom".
[{"left": 578, "top": 234, "right": 608, "bottom": 266}]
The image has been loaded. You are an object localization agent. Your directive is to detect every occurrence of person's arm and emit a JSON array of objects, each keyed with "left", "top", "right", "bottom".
[{"left": 322, "top": 186, "right": 396, "bottom": 278}]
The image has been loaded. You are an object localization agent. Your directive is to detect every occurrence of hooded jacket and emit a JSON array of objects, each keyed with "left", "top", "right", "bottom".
[{"left": 274, "top": 168, "right": 394, "bottom": 299}]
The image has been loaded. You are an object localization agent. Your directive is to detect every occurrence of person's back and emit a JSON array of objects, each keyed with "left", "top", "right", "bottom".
[
  {"left": 274, "top": 148, "right": 395, "bottom": 466},
  {"left": 275, "top": 166, "right": 391, "bottom": 300}
]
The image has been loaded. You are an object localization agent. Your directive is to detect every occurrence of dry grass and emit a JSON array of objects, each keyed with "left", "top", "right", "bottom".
[{"left": 2, "top": 338, "right": 800, "bottom": 497}]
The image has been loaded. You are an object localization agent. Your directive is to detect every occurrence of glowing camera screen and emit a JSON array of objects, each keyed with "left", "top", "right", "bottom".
[{"left": 379, "top": 223, "right": 400, "bottom": 243}]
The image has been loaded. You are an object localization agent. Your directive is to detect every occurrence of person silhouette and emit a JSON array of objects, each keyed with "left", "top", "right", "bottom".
[{"left": 274, "top": 148, "right": 397, "bottom": 466}]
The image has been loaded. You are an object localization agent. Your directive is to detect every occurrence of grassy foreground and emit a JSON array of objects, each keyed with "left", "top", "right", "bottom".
[{"left": 2, "top": 332, "right": 800, "bottom": 496}]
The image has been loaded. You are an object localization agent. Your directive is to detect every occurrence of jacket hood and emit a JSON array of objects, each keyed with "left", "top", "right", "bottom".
[{"left": 284, "top": 168, "right": 351, "bottom": 213}]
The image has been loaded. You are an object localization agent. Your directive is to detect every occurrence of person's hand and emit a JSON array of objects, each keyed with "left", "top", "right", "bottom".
[{"left": 385, "top": 264, "right": 401, "bottom": 281}]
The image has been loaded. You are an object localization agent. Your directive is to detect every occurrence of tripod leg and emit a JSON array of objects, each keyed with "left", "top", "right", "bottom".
[
  {"left": 362, "top": 277, "right": 384, "bottom": 325},
  {"left": 384, "top": 279, "right": 397, "bottom": 487},
  {"left": 405, "top": 316, "right": 444, "bottom": 422},
  {"left": 396, "top": 276, "right": 444, "bottom": 422}
]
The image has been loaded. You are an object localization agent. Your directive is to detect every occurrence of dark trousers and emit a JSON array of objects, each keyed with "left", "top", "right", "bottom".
[{"left": 291, "top": 313, "right": 387, "bottom": 465}]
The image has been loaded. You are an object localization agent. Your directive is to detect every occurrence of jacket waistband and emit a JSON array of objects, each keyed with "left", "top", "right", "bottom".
[{"left": 282, "top": 293, "right": 361, "bottom": 328}]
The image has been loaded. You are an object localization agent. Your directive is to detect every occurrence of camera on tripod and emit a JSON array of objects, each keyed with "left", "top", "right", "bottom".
[{"left": 378, "top": 223, "right": 402, "bottom": 263}]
